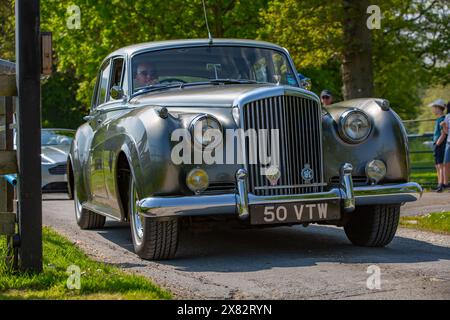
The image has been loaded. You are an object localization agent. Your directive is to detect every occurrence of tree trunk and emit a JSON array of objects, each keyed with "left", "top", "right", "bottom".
[
  {"left": 341, "top": 0, "right": 374, "bottom": 100},
  {"left": 212, "top": 1, "right": 224, "bottom": 38}
]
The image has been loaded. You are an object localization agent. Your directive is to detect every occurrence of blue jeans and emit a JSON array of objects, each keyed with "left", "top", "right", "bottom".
[{"left": 444, "top": 143, "right": 450, "bottom": 163}]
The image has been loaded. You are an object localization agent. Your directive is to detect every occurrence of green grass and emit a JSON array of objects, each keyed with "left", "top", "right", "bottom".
[
  {"left": 410, "top": 169, "right": 436, "bottom": 188},
  {"left": 400, "top": 212, "right": 450, "bottom": 234},
  {"left": 0, "top": 227, "right": 172, "bottom": 300},
  {"left": 408, "top": 138, "right": 436, "bottom": 188}
]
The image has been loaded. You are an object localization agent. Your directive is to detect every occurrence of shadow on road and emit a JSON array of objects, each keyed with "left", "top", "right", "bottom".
[{"left": 95, "top": 221, "right": 450, "bottom": 273}]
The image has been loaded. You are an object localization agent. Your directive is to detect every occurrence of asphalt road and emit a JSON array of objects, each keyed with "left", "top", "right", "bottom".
[{"left": 42, "top": 194, "right": 450, "bottom": 299}]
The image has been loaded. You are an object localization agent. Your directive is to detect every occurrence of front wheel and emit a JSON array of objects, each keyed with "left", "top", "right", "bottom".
[
  {"left": 129, "top": 177, "right": 179, "bottom": 260},
  {"left": 344, "top": 204, "right": 400, "bottom": 247}
]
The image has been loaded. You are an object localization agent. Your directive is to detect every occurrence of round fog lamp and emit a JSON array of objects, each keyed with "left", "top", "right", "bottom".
[
  {"left": 186, "top": 168, "right": 209, "bottom": 193},
  {"left": 366, "top": 160, "right": 386, "bottom": 184}
]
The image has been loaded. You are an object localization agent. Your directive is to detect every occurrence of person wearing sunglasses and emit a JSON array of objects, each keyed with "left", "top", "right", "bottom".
[
  {"left": 134, "top": 62, "right": 158, "bottom": 89},
  {"left": 320, "top": 89, "right": 333, "bottom": 106}
]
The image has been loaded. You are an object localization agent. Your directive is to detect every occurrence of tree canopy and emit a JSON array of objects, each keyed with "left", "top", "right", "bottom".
[
  {"left": 0, "top": 0, "right": 448, "bottom": 127},
  {"left": 259, "top": 0, "right": 449, "bottom": 117}
]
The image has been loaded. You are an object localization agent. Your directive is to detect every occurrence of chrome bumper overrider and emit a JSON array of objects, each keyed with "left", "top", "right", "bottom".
[{"left": 137, "top": 163, "right": 423, "bottom": 219}]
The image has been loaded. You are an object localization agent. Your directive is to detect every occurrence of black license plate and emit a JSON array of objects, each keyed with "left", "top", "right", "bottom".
[{"left": 250, "top": 200, "right": 341, "bottom": 225}]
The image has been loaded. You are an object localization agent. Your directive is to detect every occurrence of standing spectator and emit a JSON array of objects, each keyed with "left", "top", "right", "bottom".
[
  {"left": 320, "top": 90, "right": 333, "bottom": 106},
  {"left": 429, "top": 99, "right": 447, "bottom": 192},
  {"left": 439, "top": 100, "right": 450, "bottom": 191}
]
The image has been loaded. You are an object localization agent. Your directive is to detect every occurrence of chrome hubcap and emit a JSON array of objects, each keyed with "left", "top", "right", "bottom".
[
  {"left": 74, "top": 187, "right": 82, "bottom": 220},
  {"left": 131, "top": 183, "right": 144, "bottom": 240}
]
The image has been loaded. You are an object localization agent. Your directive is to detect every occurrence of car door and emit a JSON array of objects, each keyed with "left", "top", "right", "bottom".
[
  {"left": 88, "top": 59, "right": 112, "bottom": 208},
  {"left": 99, "top": 56, "right": 129, "bottom": 218}
]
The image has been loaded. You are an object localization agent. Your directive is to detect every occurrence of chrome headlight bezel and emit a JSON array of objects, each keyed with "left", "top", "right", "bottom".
[
  {"left": 339, "top": 109, "right": 372, "bottom": 144},
  {"left": 189, "top": 114, "right": 223, "bottom": 148}
]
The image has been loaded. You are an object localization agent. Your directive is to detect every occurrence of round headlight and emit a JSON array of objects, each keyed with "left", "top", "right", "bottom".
[
  {"left": 339, "top": 110, "right": 372, "bottom": 143},
  {"left": 186, "top": 168, "right": 209, "bottom": 193},
  {"left": 366, "top": 160, "right": 386, "bottom": 184},
  {"left": 189, "top": 114, "right": 223, "bottom": 147}
]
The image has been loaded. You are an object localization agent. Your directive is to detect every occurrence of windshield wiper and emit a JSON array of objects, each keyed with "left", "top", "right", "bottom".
[
  {"left": 132, "top": 83, "right": 184, "bottom": 98},
  {"left": 208, "top": 79, "right": 257, "bottom": 84}
]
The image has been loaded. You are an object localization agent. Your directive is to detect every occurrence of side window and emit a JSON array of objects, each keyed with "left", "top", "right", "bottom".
[
  {"left": 109, "top": 58, "right": 125, "bottom": 101},
  {"left": 97, "top": 60, "right": 111, "bottom": 105}
]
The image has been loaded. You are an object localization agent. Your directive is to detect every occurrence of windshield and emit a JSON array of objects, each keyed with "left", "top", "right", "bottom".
[
  {"left": 41, "top": 130, "right": 75, "bottom": 146},
  {"left": 131, "top": 46, "right": 298, "bottom": 92}
]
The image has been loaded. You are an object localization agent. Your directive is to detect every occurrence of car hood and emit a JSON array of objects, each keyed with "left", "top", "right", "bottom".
[
  {"left": 41, "top": 144, "right": 70, "bottom": 164},
  {"left": 131, "top": 84, "right": 318, "bottom": 108}
]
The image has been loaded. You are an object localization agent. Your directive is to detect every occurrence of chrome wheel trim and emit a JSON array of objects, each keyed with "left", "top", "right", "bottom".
[
  {"left": 74, "top": 184, "right": 83, "bottom": 220},
  {"left": 130, "top": 180, "right": 144, "bottom": 245}
]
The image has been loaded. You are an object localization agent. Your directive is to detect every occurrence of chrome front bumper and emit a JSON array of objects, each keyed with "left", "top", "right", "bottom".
[{"left": 137, "top": 164, "right": 423, "bottom": 219}]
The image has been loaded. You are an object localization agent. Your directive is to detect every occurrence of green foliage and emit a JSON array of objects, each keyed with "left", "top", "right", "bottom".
[
  {"left": 258, "top": 0, "right": 344, "bottom": 100},
  {"left": 40, "top": 0, "right": 270, "bottom": 110},
  {"left": 258, "top": 0, "right": 343, "bottom": 69},
  {"left": 0, "top": 227, "right": 171, "bottom": 299},
  {"left": 41, "top": 72, "right": 85, "bottom": 129},
  {"left": 258, "top": 0, "right": 449, "bottom": 119},
  {"left": 0, "top": 0, "right": 15, "bottom": 61},
  {"left": 1, "top": 0, "right": 448, "bottom": 126},
  {"left": 372, "top": 0, "right": 449, "bottom": 119},
  {"left": 400, "top": 212, "right": 450, "bottom": 234},
  {"left": 301, "top": 60, "right": 343, "bottom": 102}
]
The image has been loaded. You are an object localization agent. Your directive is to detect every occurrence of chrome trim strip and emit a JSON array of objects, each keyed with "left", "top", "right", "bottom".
[
  {"left": 233, "top": 86, "right": 320, "bottom": 111},
  {"left": 354, "top": 182, "right": 422, "bottom": 205},
  {"left": 137, "top": 194, "right": 237, "bottom": 217},
  {"left": 247, "top": 189, "right": 342, "bottom": 205},
  {"left": 255, "top": 183, "right": 328, "bottom": 190},
  {"left": 82, "top": 203, "right": 122, "bottom": 221}
]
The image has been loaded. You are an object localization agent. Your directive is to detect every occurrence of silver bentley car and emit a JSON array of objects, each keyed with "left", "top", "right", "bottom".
[
  {"left": 68, "top": 39, "right": 422, "bottom": 260},
  {"left": 41, "top": 128, "right": 74, "bottom": 192}
]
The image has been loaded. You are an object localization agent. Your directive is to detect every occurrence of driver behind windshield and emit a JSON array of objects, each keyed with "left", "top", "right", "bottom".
[{"left": 134, "top": 62, "right": 158, "bottom": 89}]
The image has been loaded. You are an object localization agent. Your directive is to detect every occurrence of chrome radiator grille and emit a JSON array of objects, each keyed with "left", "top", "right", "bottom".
[{"left": 242, "top": 95, "right": 324, "bottom": 196}]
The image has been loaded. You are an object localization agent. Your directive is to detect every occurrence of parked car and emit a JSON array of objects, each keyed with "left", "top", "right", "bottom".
[
  {"left": 68, "top": 39, "right": 422, "bottom": 260},
  {"left": 41, "top": 128, "right": 75, "bottom": 192}
]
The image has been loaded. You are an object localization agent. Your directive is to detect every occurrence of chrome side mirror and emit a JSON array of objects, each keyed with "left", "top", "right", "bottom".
[
  {"left": 83, "top": 114, "right": 95, "bottom": 121},
  {"left": 110, "top": 86, "right": 124, "bottom": 100},
  {"left": 297, "top": 73, "right": 312, "bottom": 91}
]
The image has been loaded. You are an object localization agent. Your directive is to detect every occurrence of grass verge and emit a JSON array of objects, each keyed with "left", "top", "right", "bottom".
[
  {"left": 410, "top": 170, "right": 436, "bottom": 189},
  {"left": 400, "top": 212, "right": 450, "bottom": 234},
  {"left": 0, "top": 227, "right": 171, "bottom": 300}
]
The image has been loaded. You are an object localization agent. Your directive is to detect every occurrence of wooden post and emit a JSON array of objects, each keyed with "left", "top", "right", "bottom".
[{"left": 15, "top": 0, "right": 42, "bottom": 273}]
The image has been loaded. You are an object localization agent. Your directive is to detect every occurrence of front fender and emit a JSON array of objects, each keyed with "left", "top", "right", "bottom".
[
  {"left": 110, "top": 105, "right": 240, "bottom": 200},
  {"left": 323, "top": 98, "right": 409, "bottom": 184}
]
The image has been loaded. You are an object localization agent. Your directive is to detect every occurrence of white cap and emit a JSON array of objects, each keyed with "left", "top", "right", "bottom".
[{"left": 428, "top": 98, "right": 446, "bottom": 108}]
